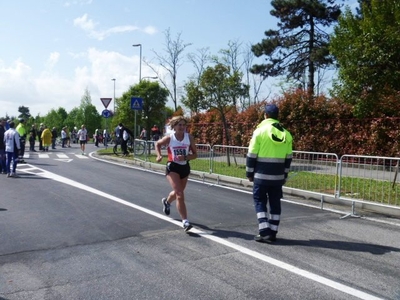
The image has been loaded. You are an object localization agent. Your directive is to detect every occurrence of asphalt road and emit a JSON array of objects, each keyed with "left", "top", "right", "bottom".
[{"left": 0, "top": 143, "right": 399, "bottom": 300}]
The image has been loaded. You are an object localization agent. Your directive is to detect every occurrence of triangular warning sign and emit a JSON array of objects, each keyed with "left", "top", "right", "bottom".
[
  {"left": 132, "top": 100, "right": 140, "bottom": 108},
  {"left": 100, "top": 98, "right": 112, "bottom": 108}
]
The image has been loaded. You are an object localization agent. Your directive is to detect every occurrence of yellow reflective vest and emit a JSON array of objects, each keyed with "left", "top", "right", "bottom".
[{"left": 246, "top": 118, "right": 293, "bottom": 186}]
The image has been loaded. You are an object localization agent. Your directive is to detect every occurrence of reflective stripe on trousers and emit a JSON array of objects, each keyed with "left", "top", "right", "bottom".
[{"left": 253, "top": 184, "right": 282, "bottom": 235}]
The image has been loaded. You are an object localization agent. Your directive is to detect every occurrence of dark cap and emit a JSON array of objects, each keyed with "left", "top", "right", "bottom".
[{"left": 265, "top": 104, "right": 279, "bottom": 118}]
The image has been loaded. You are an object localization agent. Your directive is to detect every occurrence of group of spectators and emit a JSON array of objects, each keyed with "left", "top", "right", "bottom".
[
  {"left": 139, "top": 124, "right": 162, "bottom": 141},
  {"left": 114, "top": 123, "right": 133, "bottom": 156},
  {"left": 93, "top": 129, "right": 110, "bottom": 147},
  {"left": 30, "top": 124, "right": 75, "bottom": 151},
  {"left": 0, "top": 119, "right": 91, "bottom": 177},
  {"left": 0, "top": 118, "right": 52, "bottom": 177}
]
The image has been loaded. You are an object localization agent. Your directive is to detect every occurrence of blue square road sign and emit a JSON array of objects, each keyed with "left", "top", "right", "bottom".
[{"left": 131, "top": 97, "right": 143, "bottom": 110}]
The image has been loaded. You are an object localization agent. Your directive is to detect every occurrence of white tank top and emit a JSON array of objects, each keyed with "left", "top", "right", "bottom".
[{"left": 167, "top": 132, "right": 190, "bottom": 165}]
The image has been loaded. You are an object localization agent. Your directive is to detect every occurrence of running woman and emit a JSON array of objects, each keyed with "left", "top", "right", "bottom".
[{"left": 155, "top": 116, "right": 198, "bottom": 232}]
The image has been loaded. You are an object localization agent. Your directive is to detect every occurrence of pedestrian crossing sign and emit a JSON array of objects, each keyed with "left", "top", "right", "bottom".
[{"left": 130, "top": 97, "right": 143, "bottom": 110}]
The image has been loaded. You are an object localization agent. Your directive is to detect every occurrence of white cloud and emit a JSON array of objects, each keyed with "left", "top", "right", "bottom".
[
  {"left": 46, "top": 52, "right": 60, "bottom": 70},
  {"left": 0, "top": 47, "right": 168, "bottom": 118},
  {"left": 143, "top": 26, "right": 158, "bottom": 35},
  {"left": 73, "top": 14, "right": 97, "bottom": 31},
  {"left": 64, "top": 0, "right": 93, "bottom": 7},
  {"left": 68, "top": 51, "right": 87, "bottom": 59},
  {"left": 73, "top": 14, "right": 156, "bottom": 41}
]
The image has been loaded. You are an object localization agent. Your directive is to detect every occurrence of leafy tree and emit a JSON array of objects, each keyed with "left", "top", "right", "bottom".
[
  {"left": 65, "top": 107, "right": 80, "bottom": 132},
  {"left": 76, "top": 88, "right": 102, "bottom": 136},
  {"left": 330, "top": 0, "right": 400, "bottom": 117},
  {"left": 356, "top": 0, "right": 371, "bottom": 16},
  {"left": 182, "top": 63, "right": 248, "bottom": 159},
  {"left": 116, "top": 80, "right": 168, "bottom": 138},
  {"left": 18, "top": 106, "right": 31, "bottom": 120},
  {"left": 251, "top": 0, "right": 342, "bottom": 97},
  {"left": 43, "top": 108, "right": 67, "bottom": 132}
]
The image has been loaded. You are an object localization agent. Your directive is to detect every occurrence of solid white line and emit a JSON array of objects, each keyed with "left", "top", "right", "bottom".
[
  {"left": 19, "top": 163, "right": 383, "bottom": 300},
  {"left": 90, "top": 153, "right": 400, "bottom": 229}
]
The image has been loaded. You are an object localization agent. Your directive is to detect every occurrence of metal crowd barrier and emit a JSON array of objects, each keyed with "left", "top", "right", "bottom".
[{"left": 134, "top": 142, "right": 400, "bottom": 215}]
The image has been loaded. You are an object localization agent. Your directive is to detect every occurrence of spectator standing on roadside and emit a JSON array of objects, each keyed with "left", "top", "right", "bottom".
[
  {"left": 155, "top": 116, "right": 198, "bottom": 232},
  {"left": 41, "top": 125, "right": 52, "bottom": 152},
  {"left": 29, "top": 124, "right": 37, "bottom": 152},
  {"left": 103, "top": 129, "right": 108, "bottom": 147},
  {"left": 38, "top": 123, "right": 44, "bottom": 151},
  {"left": 71, "top": 127, "right": 78, "bottom": 144},
  {"left": 140, "top": 127, "right": 147, "bottom": 140},
  {"left": 29, "top": 131, "right": 35, "bottom": 153},
  {"left": 4, "top": 121, "right": 21, "bottom": 177},
  {"left": 94, "top": 129, "right": 100, "bottom": 147},
  {"left": 151, "top": 125, "right": 160, "bottom": 141},
  {"left": 77, "top": 124, "right": 88, "bottom": 155},
  {"left": 114, "top": 124, "right": 121, "bottom": 145},
  {"left": 61, "top": 127, "right": 67, "bottom": 148},
  {"left": 246, "top": 104, "right": 293, "bottom": 243},
  {"left": 16, "top": 118, "right": 27, "bottom": 163},
  {"left": 65, "top": 127, "right": 71, "bottom": 147},
  {"left": 0, "top": 118, "right": 6, "bottom": 174},
  {"left": 51, "top": 127, "right": 57, "bottom": 149},
  {"left": 119, "top": 123, "right": 133, "bottom": 156}
]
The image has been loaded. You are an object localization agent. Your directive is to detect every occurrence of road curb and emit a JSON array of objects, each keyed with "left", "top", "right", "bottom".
[{"left": 93, "top": 153, "right": 400, "bottom": 221}]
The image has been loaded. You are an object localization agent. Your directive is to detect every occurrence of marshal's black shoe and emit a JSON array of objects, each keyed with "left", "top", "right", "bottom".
[{"left": 254, "top": 234, "right": 277, "bottom": 243}]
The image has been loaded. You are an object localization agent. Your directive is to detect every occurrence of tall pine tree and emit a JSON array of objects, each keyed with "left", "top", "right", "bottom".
[{"left": 251, "top": 0, "right": 342, "bottom": 97}]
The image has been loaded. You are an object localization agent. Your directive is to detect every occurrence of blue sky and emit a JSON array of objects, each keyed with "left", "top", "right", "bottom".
[{"left": 1, "top": 0, "right": 357, "bottom": 117}]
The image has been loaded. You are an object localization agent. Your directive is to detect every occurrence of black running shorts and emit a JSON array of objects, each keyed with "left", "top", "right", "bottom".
[{"left": 166, "top": 161, "right": 190, "bottom": 179}]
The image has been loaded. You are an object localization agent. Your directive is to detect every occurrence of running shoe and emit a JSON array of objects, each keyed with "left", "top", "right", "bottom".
[
  {"left": 161, "top": 198, "right": 170, "bottom": 215},
  {"left": 254, "top": 234, "right": 276, "bottom": 243},
  {"left": 183, "top": 221, "right": 193, "bottom": 232}
]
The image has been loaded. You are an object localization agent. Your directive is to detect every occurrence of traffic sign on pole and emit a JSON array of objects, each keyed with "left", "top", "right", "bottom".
[
  {"left": 101, "top": 98, "right": 112, "bottom": 109},
  {"left": 130, "top": 97, "right": 143, "bottom": 110},
  {"left": 102, "top": 109, "right": 111, "bottom": 118}
]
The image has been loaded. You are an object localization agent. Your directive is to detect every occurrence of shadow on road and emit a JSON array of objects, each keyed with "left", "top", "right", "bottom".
[
  {"left": 189, "top": 223, "right": 256, "bottom": 241},
  {"left": 271, "top": 238, "right": 400, "bottom": 255}
]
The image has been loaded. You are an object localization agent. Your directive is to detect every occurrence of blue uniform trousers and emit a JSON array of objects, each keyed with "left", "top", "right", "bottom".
[{"left": 253, "top": 184, "right": 282, "bottom": 236}]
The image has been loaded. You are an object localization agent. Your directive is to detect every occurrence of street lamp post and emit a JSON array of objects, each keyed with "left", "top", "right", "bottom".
[
  {"left": 111, "top": 78, "right": 116, "bottom": 115},
  {"left": 132, "top": 44, "right": 142, "bottom": 139},
  {"left": 132, "top": 44, "right": 142, "bottom": 82}
]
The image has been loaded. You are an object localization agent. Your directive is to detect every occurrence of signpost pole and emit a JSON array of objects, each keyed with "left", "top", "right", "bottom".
[
  {"left": 134, "top": 110, "right": 137, "bottom": 141},
  {"left": 100, "top": 98, "right": 112, "bottom": 148}
]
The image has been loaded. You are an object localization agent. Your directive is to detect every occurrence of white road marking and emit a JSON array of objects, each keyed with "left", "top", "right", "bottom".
[
  {"left": 57, "top": 154, "right": 69, "bottom": 158},
  {"left": 18, "top": 163, "right": 383, "bottom": 300},
  {"left": 38, "top": 154, "right": 49, "bottom": 158},
  {"left": 54, "top": 159, "right": 73, "bottom": 163}
]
